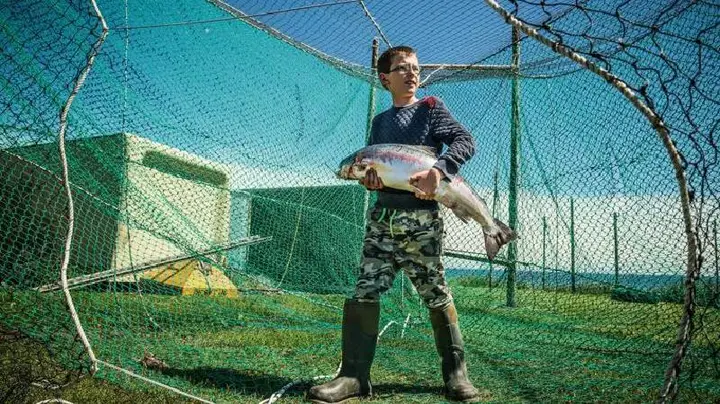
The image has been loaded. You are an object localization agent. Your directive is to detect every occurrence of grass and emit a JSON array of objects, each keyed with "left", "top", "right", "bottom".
[
  {"left": 1, "top": 281, "right": 718, "bottom": 403},
  {"left": 0, "top": 328, "right": 191, "bottom": 403}
]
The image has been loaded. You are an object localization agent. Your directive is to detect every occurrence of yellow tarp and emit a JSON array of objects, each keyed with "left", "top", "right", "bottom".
[{"left": 141, "top": 259, "right": 239, "bottom": 298}]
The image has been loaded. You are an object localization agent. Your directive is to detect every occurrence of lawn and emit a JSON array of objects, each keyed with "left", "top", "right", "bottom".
[{"left": 1, "top": 280, "right": 718, "bottom": 403}]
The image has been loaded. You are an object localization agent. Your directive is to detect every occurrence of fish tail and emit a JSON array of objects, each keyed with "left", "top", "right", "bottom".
[{"left": 483, "top": 219, "right": 518, "bottom": 260}]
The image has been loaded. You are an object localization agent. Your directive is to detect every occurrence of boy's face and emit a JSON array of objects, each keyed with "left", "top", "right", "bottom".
[{"left": 380, "top": 52, "right": 420, "bottom": 98}]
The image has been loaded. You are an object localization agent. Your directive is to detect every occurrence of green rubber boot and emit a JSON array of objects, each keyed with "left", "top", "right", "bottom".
[
  {"left": 307, "top": 299, "right": 379, "bottom": 403},
  {"left": 430, "top": 302, "right": 480, "bottom": 403}
]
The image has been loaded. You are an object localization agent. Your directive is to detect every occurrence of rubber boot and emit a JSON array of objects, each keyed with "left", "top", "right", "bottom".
[
  {"left": 307, "top": 299, "right": 380, "bottom": 403},
  {"left": 429, "top": 302, "right": 480, "bottom": 403}
]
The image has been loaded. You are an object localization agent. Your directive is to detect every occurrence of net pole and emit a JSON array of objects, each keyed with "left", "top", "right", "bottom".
[
  {"left": 506, "top": 26, "right": 521, "bottom": 308},
  {"left": 480, "top": 2, "right": 698, "bottom": 398},
  {"left": 364, "top": 38, "right": 379, "bottom": 144},
  {"left": 542, "top": 216, "right": 547, "bottom": 290},
  {"left": 614, "top": 212, "right": 619, "bottom": 287},
  {"left": 570, "top": 198, "right": 576, "bottom": 293},
  {"left": 715, "top": 220, "right": 718, "bottom": 295},
  {"left": 362, "top": 38, "right": 379, "bottom": 216},
  {"left": 360, "top": 38, "right": 379, "bottom": 291},
  {"left": 489, "top": 170, "right": 500, "bottom": 289}
]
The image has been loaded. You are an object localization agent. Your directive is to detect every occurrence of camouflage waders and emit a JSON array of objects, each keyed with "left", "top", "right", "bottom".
[
  {"left": 307, "top": 207, "right": 479, "bottom": 403},
  {"left": 354, "top": 207, "right": 451, "bottom": 309}
]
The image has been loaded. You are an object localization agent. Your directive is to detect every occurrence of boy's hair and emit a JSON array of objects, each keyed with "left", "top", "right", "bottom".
[{"left": 377, "top": 45, "right": 416, "bottom": 74}]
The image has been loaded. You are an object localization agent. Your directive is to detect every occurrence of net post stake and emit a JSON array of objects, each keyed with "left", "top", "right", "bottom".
[
  {"left": 506, "top": 26, "right": 521, "bottom": 308},
  {"left": 714, "top": 220, "right": 718, "bottom": 295},
  {"left": 613, "top": 212, "right": 619, "bottom": 287},
  {"left": 542, "top": 216, "right": 547, "bottom": 290},
  {"left": 361, "top": 38, "right": 380, "bottom": 285},
  {"left": 364, "top": 37, "right": 379, "bottom": 145},
  {"left": 570, "top": 198, "right": 576, "bottom": 293},
  {"left": 489, "top": 165, "right": 501, "bottom": 290}
]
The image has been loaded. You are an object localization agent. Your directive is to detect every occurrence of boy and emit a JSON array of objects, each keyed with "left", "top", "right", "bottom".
[{"left": 307, "top": 46, "right": 480, "bottom": 403}]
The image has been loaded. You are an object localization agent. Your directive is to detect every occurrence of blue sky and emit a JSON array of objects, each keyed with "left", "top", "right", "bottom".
[
  {"left": 1, "top": 0, "right": 711, "bottom": 275},
  {"left": 1, "top": 0, "right": 701, "bottom": 198}
]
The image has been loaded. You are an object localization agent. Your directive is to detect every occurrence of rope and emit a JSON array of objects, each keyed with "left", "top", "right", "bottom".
[
  {"left": 114, "top": 0, "right": 358, "bottom": 30},
  {"left": 400, "top": 313, "right": 411, "bottom": 339},
  {"left": 207, "top": 0, "right": 374, "bottom": 82},
  {"left": 420, "top": 64, "right": 449, "bottom": 87},
  {"left": 481, "top": 1, "right": 699, "bottom": 401},
  {"left": 278, "top": 189, "right": 305, "bottom": 287},
  {"left": 356, "top": 0, "right": 392, "bottom": 48},
  {"left": 261, "top": 318, "right": 410, "bottom": 403},
  {"left": 96, "top": 360, "right": 214, "bottom": 404},
  {"left": 378, "top": 320, "right": 397, "bottom": 341},
  {"left": 57, "top": 0, "right": 108, "bottom": 375},
  {"left": 259, "top": 370, "right": 338, "bottom": 404}
]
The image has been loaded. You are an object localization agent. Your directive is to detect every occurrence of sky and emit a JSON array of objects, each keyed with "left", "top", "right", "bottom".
[
  {"left": 1, "top": 0, "right": 694, "bottom": 198},
  {"left": 1, "top": 0, "right": 711, "bottom": 276}
]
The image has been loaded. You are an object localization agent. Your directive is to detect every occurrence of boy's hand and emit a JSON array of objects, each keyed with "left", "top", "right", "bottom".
[
  {"left": 359, "top": 168, "right": 384, "bottom": 190},
  {"left": 409, "top": 168, "right": 443, "bottom": 200}
]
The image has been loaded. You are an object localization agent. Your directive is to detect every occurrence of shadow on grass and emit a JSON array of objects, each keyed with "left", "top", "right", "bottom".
[
  {"left": 372, "top": 382, "right": 442, "bottom": 397},
  {"left": 160, "top": 367, "right": 443, "bottom": 400},
  {"left": 160, "top": 366, "right": 298, "bottom": 396}
]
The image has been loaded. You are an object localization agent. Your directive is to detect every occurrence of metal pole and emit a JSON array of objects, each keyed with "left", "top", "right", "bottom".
[
  {"left": 365, "top": 38, "right": 379, "bottom": 144},
  {"left": 613, "top": 212, "right": 619, "bottom": 287},
  {"left": 488, "top": 261, "right": 493, "bottom": 290},
  {"left": 489, "top": 169, "right": 500, "bottom": 289},
  {"left": 542, "top": 216, "right": 547, "bottom": 290},
  {"left": 714, "top": 220, "right": 718, "bottom": 294},
  {"left": 570, "top": 198, "right": 576, "bottom": 293},
  {"left": 506, "top": 26, "right": 521, "bottom": 307},
  {"left": 362, "top": 38, "right": 380, "bottom": 252}
]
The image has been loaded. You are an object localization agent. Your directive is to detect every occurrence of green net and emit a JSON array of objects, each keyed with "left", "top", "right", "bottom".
[{"left": 1, "top": 0, "right": 718, "bottom": 402}]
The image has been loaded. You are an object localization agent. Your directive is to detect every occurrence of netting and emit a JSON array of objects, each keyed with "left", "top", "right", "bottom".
[{"left": 1, "top": 0, "right": 718, "bottom": 402}]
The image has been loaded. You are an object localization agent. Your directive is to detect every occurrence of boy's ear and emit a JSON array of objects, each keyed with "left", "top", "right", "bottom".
[{"left": 378, "top": 72, "right": 388, "bottom": 86}]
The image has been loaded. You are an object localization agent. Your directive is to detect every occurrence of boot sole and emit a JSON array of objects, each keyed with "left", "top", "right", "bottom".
[
  {"left": 444, "top": 387, "right": 481, "bottom": 403},
  {"left": 307, "top": 395, "right": 370, "bottom": 404},
  {"left": 446, "top": 397, "right": 480, "bottom": 403}
]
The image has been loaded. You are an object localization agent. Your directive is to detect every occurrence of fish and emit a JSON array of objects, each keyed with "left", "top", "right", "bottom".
[{"left": 337, "top": 143, "right": 517, "bottom": 260}]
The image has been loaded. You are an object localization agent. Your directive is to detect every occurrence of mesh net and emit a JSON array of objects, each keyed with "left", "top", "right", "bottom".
[{"left": 1, "top": 0, "right": 718, "bottom": 402}]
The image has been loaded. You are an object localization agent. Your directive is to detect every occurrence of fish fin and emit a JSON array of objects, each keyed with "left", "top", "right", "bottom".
[
  {"left": 494, "top": 219, "right": 519, "bottom": 242},
  {"left": 483, "top": 219, "right": 518, "bottom": 260},
  {"left": 484, "top": 233, "right": 501, "bottom": 261}
]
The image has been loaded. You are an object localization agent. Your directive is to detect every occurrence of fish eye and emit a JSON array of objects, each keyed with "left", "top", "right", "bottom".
[{"left": 356, "top": 164, "right": 367, "bottom": 171}]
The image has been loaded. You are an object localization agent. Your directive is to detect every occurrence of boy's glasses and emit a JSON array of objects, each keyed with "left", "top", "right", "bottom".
[{"left": 389, "top": 64, "right": 421, "bottom": 75}]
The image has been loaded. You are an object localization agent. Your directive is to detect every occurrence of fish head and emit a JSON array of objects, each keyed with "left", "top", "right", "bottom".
[
  {"left": 336, "top": 151, "right": 369, "bottom": 180},
  {"left": 336, "top": 151, "right": 357, "bottom": 179}
]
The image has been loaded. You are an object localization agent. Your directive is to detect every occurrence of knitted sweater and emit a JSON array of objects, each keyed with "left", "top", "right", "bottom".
[{"left": 368, "top": 96, "right": 476, "bottom": 210}]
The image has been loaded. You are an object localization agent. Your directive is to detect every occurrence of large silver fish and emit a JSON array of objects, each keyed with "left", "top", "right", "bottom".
[{"left": 337, "top": 144, "right": 517, "bottom": 260}]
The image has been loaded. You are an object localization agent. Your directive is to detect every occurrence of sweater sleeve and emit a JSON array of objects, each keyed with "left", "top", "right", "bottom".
[{"left": 429, "top": 97, "right": 475, "bottom": 179}]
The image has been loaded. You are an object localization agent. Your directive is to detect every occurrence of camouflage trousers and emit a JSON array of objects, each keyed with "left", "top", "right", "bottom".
[{"left": 353, "top": 207, "right": 452, "bottom": 309}]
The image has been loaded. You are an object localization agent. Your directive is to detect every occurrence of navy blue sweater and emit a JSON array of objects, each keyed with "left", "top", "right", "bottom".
[{"left": 368, "top": 96, "right": 476, "bottom": 210}]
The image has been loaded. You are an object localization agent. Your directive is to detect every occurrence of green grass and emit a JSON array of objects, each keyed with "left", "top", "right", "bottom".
[
  {"left": 1, "top": 282, "right": 718, "bottom": 403},
  {"left": 0, "top": 329, "right": 192, "bottom": 403}
]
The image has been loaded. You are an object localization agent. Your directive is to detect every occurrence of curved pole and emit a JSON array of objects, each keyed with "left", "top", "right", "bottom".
[
  {"left": 481, "top": 1, "right": 698, "bottom": 401},
  {"left": 57, "top": 0, "right": 108, "bottom": 374}
]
